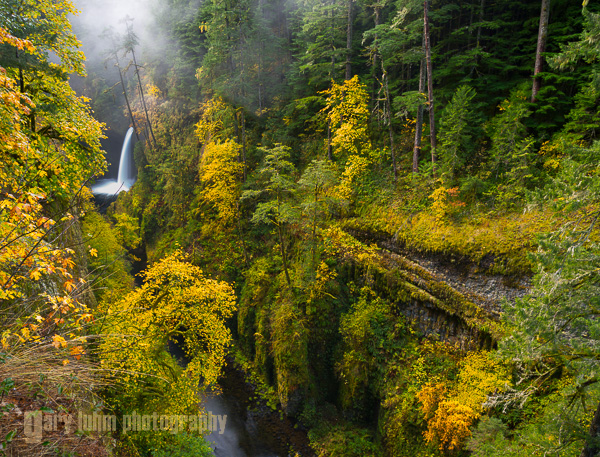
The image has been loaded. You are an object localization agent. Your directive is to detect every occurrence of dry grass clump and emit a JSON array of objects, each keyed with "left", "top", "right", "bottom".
[{"left": 0, "top": 344, "right": 112, "bottom": 456}]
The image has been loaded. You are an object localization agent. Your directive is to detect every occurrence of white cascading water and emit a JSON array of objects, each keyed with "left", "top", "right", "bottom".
[{"left": 92, "top": 127, "right": 136, "bottom": 195}]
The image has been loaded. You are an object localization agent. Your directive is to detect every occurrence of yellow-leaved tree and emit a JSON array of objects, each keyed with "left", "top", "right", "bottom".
[
  {"left": 0, "top": 26, "right": 99, "bottom": 352},
  {"left": 200, "top": 139, "right": 243, "bottom": 225},
  {"left": 0, "top": 22, "right": 108, "bottom": 456},
  {"left": 195, "top": 96, "right": 235, "bottom": 145},
  {"left": 321, "top": 76, "right": 373, "bottom": 200},
  {"left": 196, "top": 97, "right": 249, "bottom": 264},
  {"left": 416, "top": 351, "right": 510, "bottom": 451},
  {"left": 98, "top": 251, "right": 237, "bottom": 414}
]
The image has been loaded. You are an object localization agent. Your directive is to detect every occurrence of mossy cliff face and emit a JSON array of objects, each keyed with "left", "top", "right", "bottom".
[
  {"left": 342, "top": 230, "right": 511, "bottom": 350},
  {"left": 345, "top": 225, "right": 531, "bottom": 305},
  {"left": 349, "top": 203, "right": 557, "bottom": 277},
  {"left": 340, "top": 207, "right": 538, "bottom": 348}
]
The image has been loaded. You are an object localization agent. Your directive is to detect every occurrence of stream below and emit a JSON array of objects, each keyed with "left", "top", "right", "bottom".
[{"left": 169, "top": 342, "right": 314, "bottom": 457}]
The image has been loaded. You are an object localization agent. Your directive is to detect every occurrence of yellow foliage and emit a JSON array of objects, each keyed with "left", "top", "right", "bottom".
[
  {"left": 417, "top": 350, "right": 510, "bottom": 451},
  {"left": 51, "top": 335, "right": 68, "bottom": 349},
  {"left": 98, "top": 251, "right": 237, "bottom": 413},
  {"left": 308, "top": 261, "right": 337, "bottom": 303},
  {"left": 319, "top": 77, "right": 374, "bottom": 200},
  {"left": 323, "top": 226, "right": 379, "bottom": 266},
  {"left": 334, "top": 154, "right": 371, "bottom": 200},
  {"left": 352, "top": 199, "right": 557, "bottom": 276},
  {"left": 454, "top": 351, "right": 509, "bottom": 409},
  {"left": 69, "top": 345, "right": 85, "bottom": 360},
  {"left": 0, "top": 28, "right": 35, "bottom": 53},
  {"left": 195, "top": 96, "right": 231, "bottom": 144},
  {"left": 321, "top": 76, "right": 372, "bottom": 158},
  {"left": 429, "top": 186, "right": 464, "bottom": 225},
  {"left": 423, "top": 400, "right": 476, "bottom": 451},
  {"left": 200, "top": 140, "right": 243, "bottom": 225},
  {"left": 416, "top": 382, "right": 447, "bottom": 419},
  {"left": 147, "top": 84, "right": 162, "bottom": 98}
]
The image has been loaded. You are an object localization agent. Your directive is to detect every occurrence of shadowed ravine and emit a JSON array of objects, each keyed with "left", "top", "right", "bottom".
[
  {"left": 201, "top": 386, "right": 278, "bottom": 457},
  {"left": 169, "top": 340, "right": 313, "bottom": 457}
]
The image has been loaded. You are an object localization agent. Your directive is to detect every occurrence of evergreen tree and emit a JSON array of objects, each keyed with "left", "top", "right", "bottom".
[
  {"left": 491, "top": 142, "right": 600, "bottom": 456},
  {"left": 486, "top": 87, "right": 535, "bottom": 193},
  {"left": 549, "top": 2, "right": 600, "bottom": 143},
  {"left": 438, "top": 85, "right": 480, "bottom": 180},
  {"left": 289, "top": 0, "right": 348, "bottom": 94},
  {"left": 243, "top": 145, "right": 298, "bottom": 287}
]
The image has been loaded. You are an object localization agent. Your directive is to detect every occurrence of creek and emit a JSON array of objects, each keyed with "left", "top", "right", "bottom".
[{"left": 169, "top": 344, "right": 314, "bottom": 457}]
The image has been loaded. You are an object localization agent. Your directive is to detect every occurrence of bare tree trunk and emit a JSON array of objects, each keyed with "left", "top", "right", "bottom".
[
  {"left": 469, "top": 0, "right": 486, "bottom": 76},
  {"left": 125, "top": 50, "right": 155, "bottom": 145},
  {"left": 124, "top": 21, "right": 156, "bottom": 148},
  {"left": 382, "top": 63, "right": 397, "bottom": 181},
  {"left": 241, "top": 110, "right": 247, "bottom": 183},
  {"left": 115, "top": 55, "right": 140, "bottom": 141},
  {"left": 258, "top": 2, "right": 264, "bottom": 114},
  {"left": 581, "top": 400, "right": 600, "bottom": 457},
  {"left": 476, "top": 0, "right": 485, "bottom": 51},
  {"left": 372, "top": 5, "right": 381, "bottom": 104},
  {"left": 413, "top": 38, "right": 426, "bottom": 174},
  {"left": 424, "top": 0, "right": 437, "bottom": 172},
  {"left": 345, "top": 0, "right": 354, "bottom": 80},
  {"left": 531, "top": 0, "right": 550, "bottom": 103},
  {"left": 15, "top": 49, "right": 31, "bottom": 131},
  {"left": 16, "top": 49, "right": 24, "bottom": 93},
  {"left": 327, "top": 122, "right": 333, "bottom": 161}
]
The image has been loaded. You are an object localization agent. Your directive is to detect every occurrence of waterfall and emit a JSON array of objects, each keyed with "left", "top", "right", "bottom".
[
  {"left": 92, "top": 127, "right": 136, "bottom": 195},
  {"left": 117, "top": 127, "right": 135, "bottom": 188}
]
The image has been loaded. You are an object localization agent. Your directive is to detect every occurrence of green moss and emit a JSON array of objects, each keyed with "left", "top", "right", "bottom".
[
  {"left": 230, "top": 346, "right": 279, "bottom": 411},
  {"left": 393, "top": 259, "right": 495, "bottom": 332},
  {"left": 344, "top": 204, "right": 559, "bottom": 276},
  {"left": 81, "top": 210, "right": 134, "bottom": 304},
  {"left": 351, "top": 249, "right": 500, "bottom": 339},
  {"left": 308, "top": 423, "right": 383, "bottom": 457}
]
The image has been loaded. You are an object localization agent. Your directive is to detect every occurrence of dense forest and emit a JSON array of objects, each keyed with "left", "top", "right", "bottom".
[{"left": 2, "top": 0, "right": 600, "bottom": 455}]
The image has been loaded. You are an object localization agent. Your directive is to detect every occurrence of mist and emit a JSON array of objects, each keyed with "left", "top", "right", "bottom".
[
  {"left": 71, "top": 0, "right": 166, "bottom": 65},
  {"left": 68, "top": 0, "right": 173, "bottom": 177}
]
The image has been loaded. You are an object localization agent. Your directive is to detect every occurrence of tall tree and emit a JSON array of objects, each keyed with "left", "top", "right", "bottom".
[
  {"left": 199, "top": 139, "right": 249, "bottom": 266},
  {"left": 298, "top": 159, "right": 337, "bottom": 267},
  {"left": 489, "top": 142, "right": 600, "bottom": 455},
  {"left": 243, "top": 145, "right": 297, "bottom": 288},
  {"left": 101, "top": 28, "right": 139, "bottom": 140},
  {"left": 345, "top": 0, "right": 354, "bottom": 80},
  {"left": 531, "top": 0, "right": 550, "bottom": 103},
  {"left": 438, "top": 85, "right": 480, "bottom": 180},
  {"left": 424, "top": 0, "right": 437, "bottom": 171},
  {"left": 0, "top": 0, "right": 105, "bottom": 199},
  {"left": 369, "top": 1, "right": 383, "bottom": 103},
  {"left": 413, "top": 37, "right": 426, "bottom": 174},
  {"left": 122, "top": 16, "right": 157, "bottom": 147},
  {"left": 290, "top": 0, "right": 347, "bottom": 93}
]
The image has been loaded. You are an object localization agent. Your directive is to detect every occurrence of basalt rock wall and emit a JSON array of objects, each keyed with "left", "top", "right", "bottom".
[{"left": 345, "top": 227, "right": 531, "bottom": 349}]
